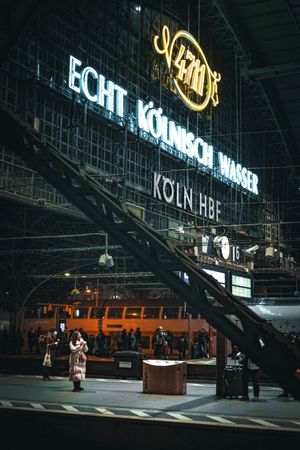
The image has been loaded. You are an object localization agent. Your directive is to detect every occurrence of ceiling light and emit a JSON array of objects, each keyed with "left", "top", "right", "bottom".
[
  {"left": 98, "top": 253, "right": 114, "bottom": 267},
  {"left": 98, "top": 233, "right": 114, "bottom": 267}
]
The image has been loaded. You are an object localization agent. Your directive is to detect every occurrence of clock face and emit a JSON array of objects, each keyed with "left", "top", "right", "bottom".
[
  {"left": 214, "top": 235, "right": 230, "bottom": 260},
  {"left": 220, "top": 236, "right": 230, "bottom": 260}
]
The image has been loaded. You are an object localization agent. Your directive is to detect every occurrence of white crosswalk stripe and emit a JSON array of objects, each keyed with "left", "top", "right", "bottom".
[
  {"left": 61, "top": 405, "right": 79, "bottom": 412},
  {"left": 167, "top": 412, "right": 193, "bottom": 421},
  {"left": 31, "top": 403, "right": 45, "bottom": 410},
  {"left": 206, "top": 415, "right": 235, "bottom": 424},
  {"left": 130, "top": 409, "right": 150, "bottom": 417},
  {"left": 95, "top": 407, "right": 115, "bottom": 415},
  {"left": 248, "top": 418, "right": 280, "bottom": 427},
  {"left": 0, "top": 400, "right": 13, "bottom": 407},
  {"left": 292, "top": 421, "right": 300, "bottom": 426}
]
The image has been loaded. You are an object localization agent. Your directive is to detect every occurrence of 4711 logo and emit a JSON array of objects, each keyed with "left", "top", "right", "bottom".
[{"left": 154, "top": 25, "right": 221, "bottom": 112}]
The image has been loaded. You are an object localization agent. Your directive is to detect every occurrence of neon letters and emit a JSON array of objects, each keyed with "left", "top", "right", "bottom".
[
  {"left": 137, "top": 100, "right": 258, "bottom": 195},
  {"left": 69, "top": 55, "right": 127, "bottom": 118},
  {"left": 137, "top": 100, "right": 213, "bottom": 168},
  {"left": 153, "top": 25, "right": 221, "bottom": 112},
  {"left": 68, "top": 55, "right": 259, "bottom": 195}
]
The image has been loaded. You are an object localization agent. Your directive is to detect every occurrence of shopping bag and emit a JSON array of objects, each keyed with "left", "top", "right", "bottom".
[{"left": 43, "top": 346, "right": 52, "bottom": 367}]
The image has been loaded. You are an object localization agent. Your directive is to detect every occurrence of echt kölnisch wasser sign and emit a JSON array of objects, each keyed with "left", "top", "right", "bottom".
[
  {"left": 153, "top": 25, "right": 221, "bottom": 112},
  {"left": 68, "top": 55, "right": 259, "bottom": 196}
]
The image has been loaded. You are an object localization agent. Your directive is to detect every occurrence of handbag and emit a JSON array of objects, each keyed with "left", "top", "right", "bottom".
[{"left": 43, "top": 346, "right": 52, "bottom": 367}]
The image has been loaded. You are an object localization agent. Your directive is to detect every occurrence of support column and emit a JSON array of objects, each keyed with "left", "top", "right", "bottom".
[{"left": 216, "top": 330, "right": 226, "bottom": 397}]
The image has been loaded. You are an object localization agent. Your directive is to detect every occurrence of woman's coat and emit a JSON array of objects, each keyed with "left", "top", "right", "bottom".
[{"left": 69, "top": 338, "right": 88, "bottom": 381}]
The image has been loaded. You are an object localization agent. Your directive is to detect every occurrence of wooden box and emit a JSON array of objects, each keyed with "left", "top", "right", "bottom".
[{"left": 143, "top": 360, "right": 187, "bottom": 395}]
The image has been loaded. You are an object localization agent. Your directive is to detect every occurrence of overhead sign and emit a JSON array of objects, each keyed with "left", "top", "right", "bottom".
[
  {"left": 67, "top": 55, "right": 258, "bottom": 196},
  {"left": 69, "top": 56, "right": 127, "bottom": 118},
  {"left": 153, "top": 25, "right": 221, "bottom": 112},
  {"left": 153, "top": 172, "right": 222, "bottom": 222}
]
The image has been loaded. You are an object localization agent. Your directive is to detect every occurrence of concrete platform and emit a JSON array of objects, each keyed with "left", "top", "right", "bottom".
[
  {"left": 0, "top": 373, "right": 298, "bottom": 426},
  {"left": 0, "top": 373, "right": 299, "bottom": 450}
]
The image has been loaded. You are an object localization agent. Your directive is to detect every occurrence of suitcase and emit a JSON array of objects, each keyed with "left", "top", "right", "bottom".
[{"left": 224, "top": 367, "right": 243, "bottom": 398}]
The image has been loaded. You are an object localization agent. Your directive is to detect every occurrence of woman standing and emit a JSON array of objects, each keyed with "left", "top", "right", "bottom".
[
  {"left": 40, "top": 330, "right": 60, "bottom": 381},
  {"left": 69, "top": 331, "right": 88, "bottom": 392}
]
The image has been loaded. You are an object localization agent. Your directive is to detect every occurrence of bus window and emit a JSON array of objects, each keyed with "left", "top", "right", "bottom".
[
  {"left": 58, "top": 306, "right": 71, "bottom": 319},
  {"left": 90, "top": 307, "right": 106, "bottom": 319},
  {"left": 162, "top": 307, "right": 179, "bottom": 319},
  {"left": 107, "top": 308, "right": 123, "bottom": 319},
  {"left": 125, "top": 308, "right": 141, "bottom": 319},
  {"left": 39, "top": 308, "right": 55, "bottom": 319},
  {"left": 143, "top": 308, "right": 160, "bottom": 319},
  {"left": 73, "top": 307, "right": 88, "bottom": 319},
  {"left": 180, "top": 307, "right": 200, "bottom": 319}
]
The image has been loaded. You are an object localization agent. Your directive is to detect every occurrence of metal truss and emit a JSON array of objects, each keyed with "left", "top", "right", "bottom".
[
  {"left": 200, "top": 0, "right": 296, "bottom": 167},
  {"left": 0, "top": 105, "right": 299, "bottom": 399}
]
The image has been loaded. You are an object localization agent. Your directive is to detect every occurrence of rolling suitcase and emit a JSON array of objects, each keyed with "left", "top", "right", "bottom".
[{"left": 224, "top": 366, "right": 243, "bottom": 398}]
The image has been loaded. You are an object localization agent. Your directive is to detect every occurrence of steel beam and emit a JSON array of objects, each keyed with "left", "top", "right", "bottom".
[{"left": 247, "top": 62, "right": 300, "bottom": 80}]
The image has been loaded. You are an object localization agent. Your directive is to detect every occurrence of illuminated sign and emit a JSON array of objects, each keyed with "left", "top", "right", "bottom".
[
  {"left": 203, "top": 269, "right": 226, "bottom": 286},
  {"left": 153, "top": 25, "right": 221, "bottom": 112},
  {"left": 69, "top": 56, "right": 127, "bottom": 118},
  {"left": 136, "top": 99, "right": 213, "bottom": 168},
  {"left": 153, "top": 172, "right": 222, "bottom": 222},
  {"left": 68, "top": 56, "right": 258, "bottom": 195},
  {"left": 137, "top": 101, "right": 258, "bottom": 195}
]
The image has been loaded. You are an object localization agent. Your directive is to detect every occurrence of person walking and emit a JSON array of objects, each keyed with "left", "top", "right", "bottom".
[
  {"left": 198, "top": 328, "right": 209, "bottom": 358},
  {"left": 134, "top": 327, "right": 142, "bottom": 351},
  {"left": 96, "top": 329, "right": 107, "bottom": 356},
  {"left": 127, "top": 328, "right": 136, "bottom": 351},
  {"left": 154, "top": 326, "right": 167, "bottom": 359},
  {"left": 119, "top": 329, "right": 128, "bottom": 350},
  {"left": 240, "top": 355, "right": 260, "bottom": 401},
  {"left": 69, "top": 330, "right": 88, "bottom": 392},
  {"left": 39, "top": 330, "right": 60, "bottom": 381},
  {"left": 165, "top": 331, "right": 174, "bottom": 356},
  {"left": 178, "top": 334, "right": 187, "bottom": 360}
]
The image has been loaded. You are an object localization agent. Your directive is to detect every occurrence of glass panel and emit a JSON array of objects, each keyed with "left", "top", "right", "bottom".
[
  {"left": 58, "top": 306, "right": 71, "bottom": 319},
  {"left": 107, "top": 308, "right": 123, "bottom": 319},
  {"left": 232, "top": 286, "right": 251, "bottom": 298},
  {"left": 232, "top": 275, "right": 251, "bottom": 288},
  {"left": 125, "top": 307, "right": 141, "bottom": 319},
  {"left": 90, "top": 307, "right": 106, "bottom": 319},
  {"left": 232, "top": 275, "right": 252, "bottom": 298},
  {"left": 73, "top": 307, "right": 88, "bottom": 319},
  {"left": 143, "top": 307, "right": 160, "bottom": 319},
  {"left": 162, "top": 307, "right": 179, "bottom": 319},
  {"left": 37, "top": 308, "right": 55, "bottom": 319},
  {"left": 203, "top": 269, "right": 226, "bottom": 286}
]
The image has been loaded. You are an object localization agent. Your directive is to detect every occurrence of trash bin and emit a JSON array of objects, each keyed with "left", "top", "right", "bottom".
[{"left": 113, "top": 351, "right": 144, "bottom": 379}]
